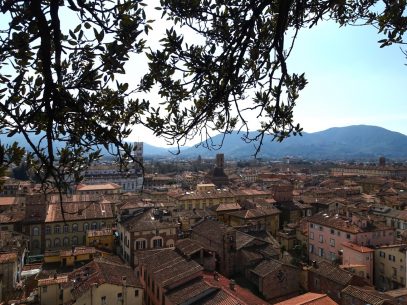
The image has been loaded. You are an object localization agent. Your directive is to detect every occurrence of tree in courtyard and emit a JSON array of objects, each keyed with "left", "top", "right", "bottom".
[{"left": 0, "top": 0, "right": 406, "bottom": 190}]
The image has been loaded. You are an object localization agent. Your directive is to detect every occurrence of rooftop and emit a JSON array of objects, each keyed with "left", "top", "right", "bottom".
[
  {"left": 0, "top": 252, "right": 18, "bottom": 264},
  {"left": 342, "top": 285, "right": 397, "bottom": 305},
  {"left": 274, "top": 293, "right": 338, "bottom": 305},
  {"left": 342, "top": 242, "right": 374, "bottom": 253},
  {"left": 76, "top": 183, "right": 121, "bottom": 191},
  {"left": 45, "top": 201, "right": 113, "bottom": 223}
]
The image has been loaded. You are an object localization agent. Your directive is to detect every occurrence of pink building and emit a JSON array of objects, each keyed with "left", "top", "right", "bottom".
[
  {"left": 308, "top": 213, "right": 394, "bottom": 264},
  {"left": 341, "top": 242, "right": 374, "bottom": 285}
]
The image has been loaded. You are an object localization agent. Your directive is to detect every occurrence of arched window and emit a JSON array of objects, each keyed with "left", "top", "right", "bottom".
[
  {"left": 91, "top": 222, "right": 97, "bottom": 230},
  {"left": 63, "top": 237, "right": 69, "bottom": 246},
  {"left": 72, "top": 223, "right": 78, "bottom": 232},
  {"left": 83, "top": 223, "right": 89, "bottom": 231},
  {"left": 63, "top": 224, "right": 69, "bottom": 233},
  {"left": 45, "top": 225, "right": 51, "bottom": 235},
  {"left": 32, "top": 227, "right": 39, "bottom": 236},
  {"left": 45, "top": 239, "right": 51, "bottom": 248},
  {"left": 72, "top": 236, "right": 78, "bottom": 245},
  {"left": 54, "top": 238, "right": 61, "bottom": 247}
]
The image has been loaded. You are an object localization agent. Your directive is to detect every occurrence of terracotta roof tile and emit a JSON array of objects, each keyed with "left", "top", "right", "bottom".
[
  {"left": 0, "top": 252, "right": 18, "bottom": 264},
  {"left": 38, "top": 275, "right": 68, "bottom": 286},
  {"left": 140, "top": 249, "right": 203, "bottom": 288},
  {"left": 274, "top": 293, "right": 338, "bottom": 305},
  {"left": 175, "top": 238, "right": 203, "bottom": 256},
  {"left": 226, "top": 206, "right": 280, "bottom": 219},
  {"left": 165, "top": 278, "right": 214, "bottom": 304},
  {"left": 251, "top": 259, "right": 285, "bottom": 277},
  {"left": 203, "top": 271, "right": 269, "bottom": 305},
  {"left": 342, "top": 285, "right": 397, "bottom": 305},
  {"left": 342, "top": 242, "right": 374, "bottom": 253},
  {"left": 66, "top": 259, "right": 141, "bottom": 299},
  {"left": 309, "top": 261, "right": 355, "bottom": 286},
  {"left": 45, "top": 201, "right": 113, "bottom": 222}
]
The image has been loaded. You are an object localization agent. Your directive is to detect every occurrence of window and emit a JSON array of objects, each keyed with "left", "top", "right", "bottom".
[
  {"left": 63, "top": 237, "right": 69, "bottom": 246},
  {"left": 310, "top": 223, "right": 314, "bottom": 228},
  {"left": 117, "top": 293, "right": 123, "bottom": 302},
  {"left": 346, "top": 233, "right": 351, "bottom": 239},
  {"left": 83, "top": 223, "right": 89, "bottom": 231},
  {"left": 45, "top": 226, "right": 51, "bottom": 235},
  {"left": 32, "top": 227, "right": 39, "bottom": 236},
  {"left": 319, "top": 235, "right": 323, "bottom": 243},
  {"left": 309, "top": 232, "right": 314, "bottom": 240},
  {"left": 393, "top": 267, "right": 397, "bottom": 277},
  {"left": 42, "top": 286, "right": 47, "bottom": 293},
  {"left": 330, "top": 238, "right": 335, "bottom": 247},
  {"left": 337, "top": 231, "right": 340, "bottom": 237},
  {"left": 54, "top": 225, "right": 61, "bottom": 234},
  {"left": 318, "top": 247, "right": 324, "bottom": 257},
  {"left": 379, "top": 251, "right": 385, "bottom": 258},
  {"left": 46, "top": 239, "right": 51, "bottom": 248},
  {"left": 101, "top": 221, "right": 106, "bottom": 228},
  {"left": 91, "top": 222, "right": 97, "bottom": 230},
  {"left": 319, "top": 226, "right": 323, "bottom": 231},
  {"left": 72, "top": 236, "right": 78, "bottom": 245},
  {"left": 135, "top": 289, "right": 139, "bottom": 297},
  {"left": 101, "top": 296, "right": 106, "bottom": 305},
  {"left": 54, "top": 238, "right": 61, "bottom": 247},
  {"left": 63, "top": 224, "right": 69, "bottom": 233},
  {"left": 389, "top": 254, "right": 395, "bottom": 262},
  {"left": 136, "top": 240, "right": 147, "bottom": 250},
  {"left": 72, "top": 223, "right": 78, "bottom": 232},
  {"left": 330, "top": 229, "right": 335, "bottom": 235},
  {"left": 153, "top": 238, "right": 163, "bottom": 248}
]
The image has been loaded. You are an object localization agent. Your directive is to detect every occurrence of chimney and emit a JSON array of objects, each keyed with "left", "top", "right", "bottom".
[{"left": 229, "top": 279, "right": 236, "bottom": 291}]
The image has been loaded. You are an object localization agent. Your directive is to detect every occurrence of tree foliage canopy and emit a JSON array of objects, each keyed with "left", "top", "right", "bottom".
[{"left": 0, "top": 0, "right": 406, "bottom": 189}]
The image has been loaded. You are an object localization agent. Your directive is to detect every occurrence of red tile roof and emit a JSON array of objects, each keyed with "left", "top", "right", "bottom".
[
  {"left": 274, "top": 292, "right": 338, "bottom": 305},
  {"left": 342, "top": 242, "right": 374, "bottom": 253},
  {"left": 45, "top": 201, "right": 113, "bottom": 222},
  {"left": 0, "top": 252, "right": 18, "bottom": 264},
  {"left": 203, "top": 271, "right": 269, "bottom": 305},
  {"left": 65, "top": 259, "right": 141, "bottom": 299},
  {"left": 38, "top": 275, "right": 68, "bottom": 286}
]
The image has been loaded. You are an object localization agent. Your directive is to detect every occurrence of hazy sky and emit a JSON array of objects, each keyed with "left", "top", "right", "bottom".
[
  {"left": 1, "top": 4, "right": 406, "bottom": 147},
  {"left": 288, "top": 21, "right": 407, "bottom": 137},
  {"left": 130, "top": 15, "right": 407, "bottom": 146}
]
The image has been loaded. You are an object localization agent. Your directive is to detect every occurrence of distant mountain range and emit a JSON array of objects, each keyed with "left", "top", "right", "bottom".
[{"left": 1, "top": 125, "right": 407, "bottom": 160}]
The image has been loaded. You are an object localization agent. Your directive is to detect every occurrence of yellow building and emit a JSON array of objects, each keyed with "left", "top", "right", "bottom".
[
  {"left": 169, "top": 186, "right": 273, "bottom": 210},
  {"left": 44, "top": 246, "right": 97, "bottom": 267},
  {"left": 374, "top": 244, "right": 407, "bottom": 291},
  {"left": 38, "top": 259, "right": 143, "bottom": 305},
  {"left": 86, "top": 228, "right": 114, "bottom": 252},
  {"left": 225, "top": 206, "right": 281, "bottom": 236},
  {"left": 44, "top": 201, "right": 115, "bottom": 251}
]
